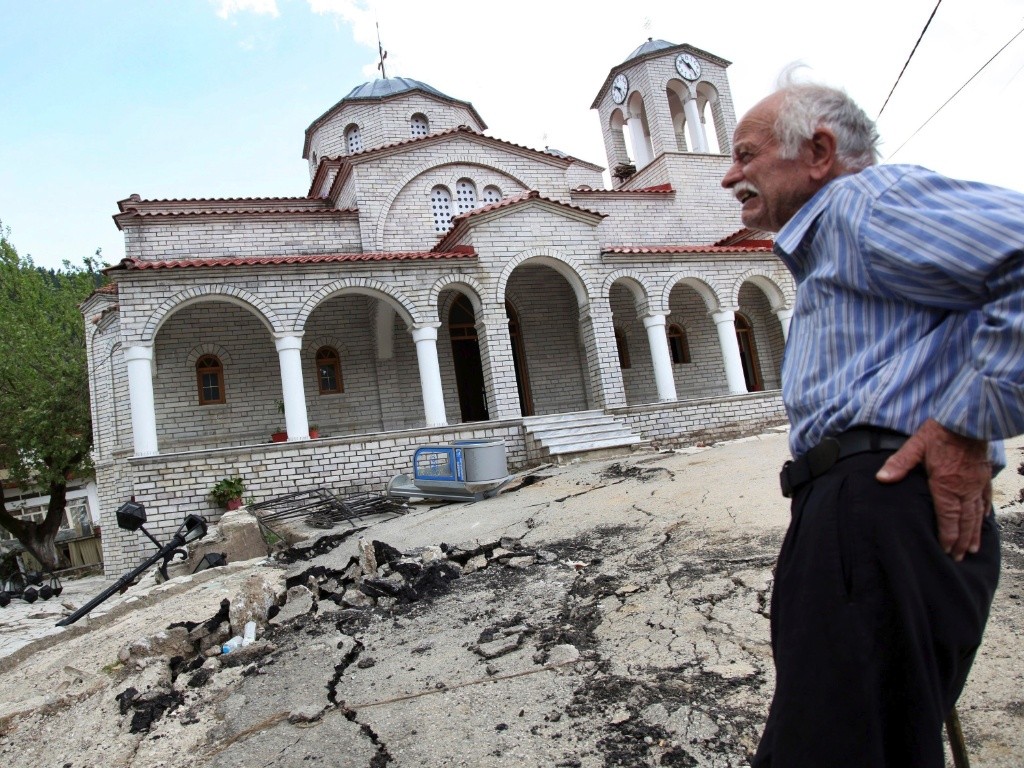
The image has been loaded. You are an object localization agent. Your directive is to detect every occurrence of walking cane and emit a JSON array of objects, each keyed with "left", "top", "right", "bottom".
[{"left": 945, "top": 707, "right": 970, "bottom": 768}]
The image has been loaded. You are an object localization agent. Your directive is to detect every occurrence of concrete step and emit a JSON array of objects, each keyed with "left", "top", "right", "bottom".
[
  {"left": 530, "top": 423, "right": 635, "bottom": 442},
  {"left": 522, "top": 410, "right": 643, "bottom": 462},
  {"left": 544, "top": 434, "right": 643, "bottom": 455}
]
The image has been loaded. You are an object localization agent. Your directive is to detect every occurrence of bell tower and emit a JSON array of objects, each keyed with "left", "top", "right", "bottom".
[{"left": 591, "top": 39, "right": 737, "bottom": 188}]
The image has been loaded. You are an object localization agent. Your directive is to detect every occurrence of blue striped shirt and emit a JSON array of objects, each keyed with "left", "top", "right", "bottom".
[{"left": 774, "top": 164, "right": 1024, "bottom": 468}]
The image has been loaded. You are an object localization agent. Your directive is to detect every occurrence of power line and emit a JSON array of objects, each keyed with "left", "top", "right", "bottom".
[
  {"left": 886, "top": 23, "right": 1024, "bottom": 161},
  {"left": 877, "top": 0, "right": 944, "bottom": 120}
]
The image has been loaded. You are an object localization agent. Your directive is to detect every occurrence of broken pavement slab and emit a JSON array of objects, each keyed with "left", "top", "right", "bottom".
[{"left": 1, "top": 430, "right": 1023, "bottom": 767}]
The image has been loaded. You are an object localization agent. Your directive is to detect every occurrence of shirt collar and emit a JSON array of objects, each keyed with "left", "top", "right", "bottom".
[{"left": 774, "top": 180, "right": 838, "bottom": 255}]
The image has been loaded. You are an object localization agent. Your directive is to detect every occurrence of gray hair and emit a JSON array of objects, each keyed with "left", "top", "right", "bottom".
[{"left": 773, "top": 65, "right": 880, "bottom": 170}]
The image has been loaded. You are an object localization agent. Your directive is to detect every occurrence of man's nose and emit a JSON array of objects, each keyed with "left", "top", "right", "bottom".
[{"left": 721, "top": 161, "right": 741, "bottom": 189}]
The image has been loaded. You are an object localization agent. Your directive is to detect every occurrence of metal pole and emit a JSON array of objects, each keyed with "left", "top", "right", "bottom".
[{"left": 55, "top": 534, "right": 183, "bottom": 627}]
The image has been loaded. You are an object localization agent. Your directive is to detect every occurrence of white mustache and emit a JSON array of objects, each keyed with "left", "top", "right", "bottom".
[{"left": 732, "top": 181, "right": 759, "bottom": 202}]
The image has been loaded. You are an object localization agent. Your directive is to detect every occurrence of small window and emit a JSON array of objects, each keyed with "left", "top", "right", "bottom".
[
  {"left": 196, "top": 355, "right": 225, "bottom": 405},
  {"left": 430, "top": 186, "right": 454, "bottom": 232},
  {"left": 482, "top": 185, "right": 501, "bottom": 205},
  {"left": 345, "top": 124, "right": 362, "bottom": 154},
  {"left": 614, "top": 329, "right": 631, "bottom": 369},
  {"left": 410, "top": 113, "right": 429, "bottom": 137},
  {"left": 455, "top": 179, "right": 477, "bottom": 215},
  {"left": 668, "top": 324, "right": 691, "bottom": 364},
  {"left": 316, "top": 346, "right": 343, "bottom": 394}
]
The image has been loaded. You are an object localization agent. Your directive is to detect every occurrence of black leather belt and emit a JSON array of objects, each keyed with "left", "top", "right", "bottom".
[{"left": 780, "top": 428, "right": 909, "bottom": 498}]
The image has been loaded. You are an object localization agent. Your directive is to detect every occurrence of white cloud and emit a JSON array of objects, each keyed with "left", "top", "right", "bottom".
[{"left": 214, "top": 0, "right": 280, "bottom": 19}]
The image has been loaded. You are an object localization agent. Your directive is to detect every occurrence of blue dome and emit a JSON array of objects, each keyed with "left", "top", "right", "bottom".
[
  {"left": 343, "top": 77, "right": 452, "bottom": 101},
  {"left": 622, "top": 38, "right": 678, "bottom": 64}
]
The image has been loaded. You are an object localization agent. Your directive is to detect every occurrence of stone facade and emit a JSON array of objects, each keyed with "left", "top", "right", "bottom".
[{"left": 83, "top": 39, "right": 796, "bottom": 575}]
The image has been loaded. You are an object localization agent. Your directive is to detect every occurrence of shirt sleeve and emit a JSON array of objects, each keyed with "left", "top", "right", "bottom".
[{"left": 860, "top": 172, "right": 1024, "bottom": 440}]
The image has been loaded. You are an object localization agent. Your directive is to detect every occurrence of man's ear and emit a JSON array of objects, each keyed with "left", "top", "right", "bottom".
[{"left": 804, "top": 128, "right": 838, "bottom": 181}]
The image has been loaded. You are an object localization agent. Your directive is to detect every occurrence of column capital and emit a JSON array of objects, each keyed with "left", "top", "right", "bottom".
[
  {"left": 641, "top": 312, "right": 669, "bottom": 329},
  {"left": 123, "top": 345, "right": 154, "bottom": 362},
  {"left": 274, "top": 334, "right": 303, "bottom": 352},
  {"left": 412, "top": 324, "right": 440, "bottom": 342},
  {"left": 711, "top": 309, "right": 737, "bottom": 326}
]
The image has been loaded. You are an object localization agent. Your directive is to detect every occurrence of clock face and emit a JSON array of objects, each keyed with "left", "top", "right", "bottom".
[
  {"left": 675, "top": 53, "right": 701, "bottom": 80},
  {"left": 611, "top": 73, "right": 628, "bottom": 104}
]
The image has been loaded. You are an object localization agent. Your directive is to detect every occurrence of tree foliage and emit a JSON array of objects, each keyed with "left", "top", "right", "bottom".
[{"left": 0, "top": 223, "right": 106, "bottom": 569}]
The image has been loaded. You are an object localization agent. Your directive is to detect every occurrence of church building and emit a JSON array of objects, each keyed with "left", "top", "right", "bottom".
[{"left": 82, "top": 39, "right": 795, "bottom": 574}]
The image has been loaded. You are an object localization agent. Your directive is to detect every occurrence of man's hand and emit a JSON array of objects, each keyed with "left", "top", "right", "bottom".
[{"left": 876, "top": 419, "right": 992, "bottom": 561}]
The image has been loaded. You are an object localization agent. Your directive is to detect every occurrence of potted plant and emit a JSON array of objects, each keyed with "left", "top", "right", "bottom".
[
  {"left": 209, "top": 476, "right": 246, "bottom": 510},
  {"left": 308, "top": 424, "right": 320, "bottom": 439},
  {"left": 271, "top": 400, "right": 287, "bottom": 442}
]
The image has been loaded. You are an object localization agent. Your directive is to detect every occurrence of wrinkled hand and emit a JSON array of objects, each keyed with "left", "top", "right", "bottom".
[{"left": 876, "top": 419, "right": 991, "bottom": 561}]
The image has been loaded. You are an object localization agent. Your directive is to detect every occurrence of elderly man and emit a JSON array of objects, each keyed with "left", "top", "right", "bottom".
[{"left": 722, "top": 74, "right": 1024, "bottom": 766}]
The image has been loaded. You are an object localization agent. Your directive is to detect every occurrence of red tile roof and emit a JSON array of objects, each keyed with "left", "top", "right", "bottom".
[
  {"left": 116, "top": 194, "right": 324, "bottom": 210},
  {"left": 712, "top": 227, "right": 775, "bottom": 248},
  {"left": 104, "top": 249, "right": 477, "bottom": 273}
]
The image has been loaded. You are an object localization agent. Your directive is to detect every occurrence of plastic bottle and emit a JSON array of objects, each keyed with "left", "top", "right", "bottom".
[
  {"left": 242, "top": 621, "right": 256, "bottom": 646},
  {"left": 221, "top": 635, "right": 243, "bottom": 654}
]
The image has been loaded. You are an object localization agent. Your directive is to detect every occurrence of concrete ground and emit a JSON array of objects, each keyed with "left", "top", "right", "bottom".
[{"left": 1, "top": 426, "right": 1022, "bottom": 767}]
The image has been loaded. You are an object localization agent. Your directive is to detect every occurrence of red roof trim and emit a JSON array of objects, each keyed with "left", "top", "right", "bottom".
[
  {"left": 118, "top": 208, "right": 354, "bottom": 219},
  {"left": 603, "top": 244, "right": 775, "bottom": 255},
  {"left": 572, "top": 183, "right": 674, "bottom": 194},
  {"left": 105, "top": 250, "right": 477, "bottom": 273}
]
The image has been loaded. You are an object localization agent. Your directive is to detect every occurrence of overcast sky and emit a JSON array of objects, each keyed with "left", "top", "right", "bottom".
[{"left": 2, "top": 0, "right": 1022, "bottom": 271}]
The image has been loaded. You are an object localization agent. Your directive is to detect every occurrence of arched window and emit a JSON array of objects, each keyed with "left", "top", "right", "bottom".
[
  {"left": 430, "top": 186, "right": 454, "bottom": 232},
  {"left": 345, "top": 124, "right": 362, "bottom": 154},
  {"left": 667, "top": 324, "right": 691, "bottom": 364},
  {"left": 614, "top": 328, "right": 631, "bottom": 369},
  {"left": 196, "top": 355, "right": 225, "bottom": 405},
  {"left": 410, "top": 113, "right": 429, "bottom": 137},
  {"left": 316, "top": 346, "right": 343, "bottom": 394},
  {"left": 455, "top": 178, "right": 477, "bottom": 215},
  {"left": 482, "top": 185, "right": 501, "bottom": 205}
]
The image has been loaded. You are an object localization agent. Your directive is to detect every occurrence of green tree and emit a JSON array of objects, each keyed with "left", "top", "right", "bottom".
[{"left": 0, "top": 224, "right": 106, "bottom": 570}]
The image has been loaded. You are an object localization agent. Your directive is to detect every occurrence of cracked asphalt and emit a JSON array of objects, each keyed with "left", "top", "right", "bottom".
[{"left": 2, "top": 427, "right": 1023, "bottom": 767}]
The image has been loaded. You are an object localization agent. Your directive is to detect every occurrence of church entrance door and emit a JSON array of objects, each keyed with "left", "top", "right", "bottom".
[{"left": 449, "top": 295, "right": 489, "bottom": 422}]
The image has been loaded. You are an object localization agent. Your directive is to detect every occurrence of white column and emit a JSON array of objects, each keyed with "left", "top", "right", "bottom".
[
  {"left": 124, "top": 345, "right": 159, "bottom": 457},
  {"left": 712, "top": 310, "right": 748, "bottom": 395},
  {"left": 412, "top": 324, "right": 448, "bottom": 427},
  {"left": 627, "top": 112, "right": 652, "bottom": 168},
  {"left": 683, "top": 96, "right": 709, "bottom": 153},
  {"left": 642, "top": 313, "right": 677, "bottom": 402},
  {"left": 275, "top": 335, "right": 309, "bottom": 441},
  {"left": 774, "top": 307, "right": 794, "bottom": 342}
]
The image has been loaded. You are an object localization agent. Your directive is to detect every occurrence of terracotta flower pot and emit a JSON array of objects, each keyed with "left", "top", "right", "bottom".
[
  {"left": 271, "top": 431, "right": 287, "bottom": 442},
  {"left": 226, "top": 498, "right": 243, "bottom": 511}
]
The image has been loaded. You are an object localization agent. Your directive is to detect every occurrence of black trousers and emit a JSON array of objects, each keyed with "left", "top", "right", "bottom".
[{"left": 752, "top": 452, "right": 1000, "bottom": 767}]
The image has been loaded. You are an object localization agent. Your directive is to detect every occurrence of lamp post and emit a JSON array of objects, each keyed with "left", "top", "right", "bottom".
[{"left": 55, "top": 502, "right": 208, "bottom": 627}]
